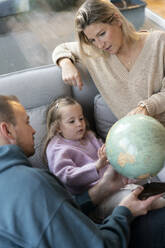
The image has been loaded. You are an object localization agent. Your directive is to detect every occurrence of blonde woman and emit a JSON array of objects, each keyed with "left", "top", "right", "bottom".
[{"left": 53, "top": 0, "right": 165, "bottom": 126}]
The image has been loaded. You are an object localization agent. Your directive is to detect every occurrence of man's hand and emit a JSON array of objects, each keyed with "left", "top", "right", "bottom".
[
  {"left": 119, "top": 186, "right": 162, "bottom": 217},
  {"left": 59, "top": 58, "right": 83, "bottom": 90}
]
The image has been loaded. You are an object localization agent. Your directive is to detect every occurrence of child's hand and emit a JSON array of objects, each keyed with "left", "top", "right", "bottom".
[
  {"left": 98, "top": 144, "right": 107, "bottom": 161},
  {"left": 96, "top": 145, "right": 109, "bottom": 171}
]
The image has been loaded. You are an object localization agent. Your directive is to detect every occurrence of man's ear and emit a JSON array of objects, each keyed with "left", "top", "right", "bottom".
[{"left": 0, "top": 122, "right": 16, "bottom": 142}]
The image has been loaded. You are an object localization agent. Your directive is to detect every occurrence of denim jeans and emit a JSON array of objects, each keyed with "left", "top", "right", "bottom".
[{"left": 129, "top": 207, "right": 165, "bottom": 248}]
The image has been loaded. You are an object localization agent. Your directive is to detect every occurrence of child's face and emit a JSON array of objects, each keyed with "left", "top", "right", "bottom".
[{"left": 58, "top": 103, "right": 86, "bottom": 141}]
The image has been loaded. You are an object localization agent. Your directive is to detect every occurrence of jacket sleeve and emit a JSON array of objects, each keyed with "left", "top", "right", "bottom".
[
  {"left": 73, "top": 190, "right": 97, "bottom": 214},
  {"left": 45, "top": 202, "right": 132, "bottom": 248},
  {"left": 33, "top": 169, "right": 132, "bottom": 248},
  {"left": 52, "top": 41, "right": 81, "bottom": 65}
]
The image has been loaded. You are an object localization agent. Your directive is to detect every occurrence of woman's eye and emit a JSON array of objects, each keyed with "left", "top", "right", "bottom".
[{"left": 90, "top": 39, "right": 95, "bottom": 44}]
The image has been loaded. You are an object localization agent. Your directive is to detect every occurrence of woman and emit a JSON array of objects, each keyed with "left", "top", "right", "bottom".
[{"left": 52, "top": 0, "right": 165, "bottom": 125}]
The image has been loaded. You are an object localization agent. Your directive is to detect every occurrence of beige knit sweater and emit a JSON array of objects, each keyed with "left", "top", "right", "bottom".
[{"left": 52, "top": 30, "right": 165, "bottom": 126}]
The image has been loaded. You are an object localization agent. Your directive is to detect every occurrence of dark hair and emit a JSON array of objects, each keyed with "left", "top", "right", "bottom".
[{"left": 0, "top": 95, "right": 20, "bottom": 125}]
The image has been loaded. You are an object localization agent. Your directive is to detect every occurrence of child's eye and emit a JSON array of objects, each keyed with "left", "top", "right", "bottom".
[
  {"left": 80, "top": 117, "right": 84, "bottom": 121},
  {"left": 69, "top": 120, "right": 74, "bottom": 124},
  {"left": 100, "top": 31, "right": 105, "bottom": 37}
]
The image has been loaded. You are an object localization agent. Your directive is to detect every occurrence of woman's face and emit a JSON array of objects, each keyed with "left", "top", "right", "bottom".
[{"left": 83, "top": 21, "right": 123, "bottom": 54}]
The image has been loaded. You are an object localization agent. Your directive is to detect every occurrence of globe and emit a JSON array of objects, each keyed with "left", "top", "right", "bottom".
[{"left": 105, "top": 114, "right": 165, "bottom": 179}]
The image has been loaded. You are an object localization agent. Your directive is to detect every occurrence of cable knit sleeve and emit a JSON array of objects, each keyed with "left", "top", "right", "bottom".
[
  {"left": 138, "top": 31, "right": 165, "bottom": 118},
  {"left": 138, "top": 79, "right": 165, "bottom": 116},
  {"left": 52, "top": 41, "right": 81, "bottom": 65}
]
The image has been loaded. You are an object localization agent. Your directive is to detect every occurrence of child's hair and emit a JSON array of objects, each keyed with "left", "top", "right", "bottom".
[{"left": 43, "top": 96, "right": 88, "bottom": 162}]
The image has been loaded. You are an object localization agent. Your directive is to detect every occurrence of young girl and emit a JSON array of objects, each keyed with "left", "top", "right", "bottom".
[
  {"left": 43, "top": 96, "right": 114, "bottom": 195},
  {"left": 44, "top": 96, "right": 165, "bottom": 220}
]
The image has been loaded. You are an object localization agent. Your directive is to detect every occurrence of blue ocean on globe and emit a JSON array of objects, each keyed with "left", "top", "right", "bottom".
[{"left": 106, "top": 115, "right": 165, "bottom": 179}]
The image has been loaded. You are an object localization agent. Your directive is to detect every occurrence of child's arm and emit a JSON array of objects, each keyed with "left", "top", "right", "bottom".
[{"left": 47, "top": 146, "right": 102, "bottom": 194}]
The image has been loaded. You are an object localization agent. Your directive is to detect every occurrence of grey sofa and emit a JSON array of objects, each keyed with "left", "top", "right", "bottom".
[
  {"left": 0, "top": 63, "right": 165, "bottom": 181},
  {"left": 0, "top": 64, "right": 100, "bottom": 169}
]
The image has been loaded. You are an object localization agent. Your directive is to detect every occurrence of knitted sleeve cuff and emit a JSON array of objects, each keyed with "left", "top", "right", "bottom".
[{"left": 138, "top": 100, "right": 155, "bottom": 116}]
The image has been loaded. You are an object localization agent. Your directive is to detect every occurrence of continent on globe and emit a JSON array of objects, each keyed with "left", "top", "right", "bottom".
[
  {"left": 117, "top": 152, "right": 135, "bottom": 167},
  {"left": 105, "top": 114, "right": 165, "bottom": 179}
]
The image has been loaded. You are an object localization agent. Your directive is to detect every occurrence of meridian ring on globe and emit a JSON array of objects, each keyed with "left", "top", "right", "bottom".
[{"left": 105, "top": 114, "right": 165, "bottom": 179}]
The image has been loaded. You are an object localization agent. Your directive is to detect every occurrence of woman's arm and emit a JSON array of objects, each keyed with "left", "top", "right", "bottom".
[
  {"left": 52, "top": 42, "right": 80, "bottom": 65},
  {"left": 138, "top": 79, "right": 165, "bottom": 116},
  {"left": 52, "top": 42, "right": 84, "bottom": 90},
  {"left": 128, "top": 32, "right": 165, "bottom": 118},
  {"left": 58, "top": 58, "right": 84, "bottom": 90},
  {"left": 127, "top": 80, "right": 165, "bottom": 117}
]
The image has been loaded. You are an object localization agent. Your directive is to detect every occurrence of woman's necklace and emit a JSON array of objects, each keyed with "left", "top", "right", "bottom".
[
  {"left": 117, "top": 37, "right": 143, "bottom": 70},
  {"left": 117, "top": 51, "right": 135, "bottom": 70},
  {"left": 118, "top": 33, "right": 148, "bottom": 70}
]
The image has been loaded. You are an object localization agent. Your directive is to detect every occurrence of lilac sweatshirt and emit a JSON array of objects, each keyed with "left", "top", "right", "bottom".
[{"left": 46, "top": 131, "right": 107, "bottom": 194}]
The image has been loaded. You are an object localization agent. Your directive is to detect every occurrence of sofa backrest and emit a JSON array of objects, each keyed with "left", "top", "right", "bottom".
[{"left": 0, "top": 64, "right": 98, "bottom": 168}]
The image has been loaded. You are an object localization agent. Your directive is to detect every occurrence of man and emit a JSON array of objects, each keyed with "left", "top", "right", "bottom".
[{"left": 0, "top": 95, "right": 163, "bottom": 247}]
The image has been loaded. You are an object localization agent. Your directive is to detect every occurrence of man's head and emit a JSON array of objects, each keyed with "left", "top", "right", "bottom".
[{"left": 0, "top": 95, "right": 36, "bottom": 157}]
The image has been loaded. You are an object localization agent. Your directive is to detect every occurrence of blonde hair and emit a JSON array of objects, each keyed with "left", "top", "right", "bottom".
[
  {"left": 75, "top": 0, "right": 139, "bottom": 56},
  {"left": 43, "top": 96, "right": 88, "bottom": 162}
]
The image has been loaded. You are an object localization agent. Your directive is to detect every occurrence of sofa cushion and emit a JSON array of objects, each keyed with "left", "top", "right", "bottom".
[
  {"left": 27, "top": 105, "right": 48, "bottom": 169},
  {"left": 94, "top": 94, "right": 118, "bottom": 140}
]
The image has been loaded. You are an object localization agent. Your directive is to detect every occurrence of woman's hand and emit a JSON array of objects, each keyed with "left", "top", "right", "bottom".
[
  {"left": 127, "top": 105, "right": 149, "bottom": 116},
  {"left": 58, "top": 58, "right": 84, "bottom": 90}
]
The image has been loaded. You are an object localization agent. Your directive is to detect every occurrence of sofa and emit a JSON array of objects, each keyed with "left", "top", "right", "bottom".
[
  {"left": 0, "top": 63, "right": 164, "bottom": 181},
  {"left": 0, "top": 63, "right": 116, "bottom": 169}
]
